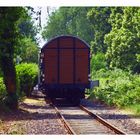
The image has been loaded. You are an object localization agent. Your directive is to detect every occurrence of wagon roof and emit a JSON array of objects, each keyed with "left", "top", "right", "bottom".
[{"left": 41, "top": 35, "right": 90, "bottom": 50}]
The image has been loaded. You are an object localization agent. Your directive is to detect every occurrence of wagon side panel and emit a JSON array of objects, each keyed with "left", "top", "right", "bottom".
[
  {"left": 44, "top": 49, "right": 58, "bottom": 84},
  {"left": 75, "top": 49, "right": 89, "bottom": 84}
]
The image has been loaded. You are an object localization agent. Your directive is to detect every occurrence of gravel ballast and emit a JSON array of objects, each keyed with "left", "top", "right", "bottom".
[
  {"left": 0, "top": 98, "right": 68, "bottom": 134},
  {"left": 0, "top": 95, "right": 140, "bottom": 135},
  {"left": 81, "top": 99, "right": 140, "bottom": 134}
]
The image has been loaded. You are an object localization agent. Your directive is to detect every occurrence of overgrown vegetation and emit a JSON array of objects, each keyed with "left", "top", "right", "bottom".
[
  {"left": 90, "top": 7, "right": 140, "bottom": 114},
  {"left": 89, "top": 54, "right": 140, "bottom": 115},
  {"left": 90, "top": 68, "right": 140, "bottom": 107}
]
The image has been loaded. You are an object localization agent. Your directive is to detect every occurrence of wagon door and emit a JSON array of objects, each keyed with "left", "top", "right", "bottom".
[{"left": 59, "top": 37, "right": 74, "bottom": 84}]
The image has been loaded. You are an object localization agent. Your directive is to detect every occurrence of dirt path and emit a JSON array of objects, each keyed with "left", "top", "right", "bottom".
[{"left": 0, "top": 97, "right": 68, "bottom": 134}]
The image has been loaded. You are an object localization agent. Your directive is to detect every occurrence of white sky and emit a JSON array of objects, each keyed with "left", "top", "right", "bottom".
[
  {"left": 39, "top": 7, "right": 48, "bottom": 48},
  {"left": 32, "top": 7, "right": 58, "bottom": 48}
]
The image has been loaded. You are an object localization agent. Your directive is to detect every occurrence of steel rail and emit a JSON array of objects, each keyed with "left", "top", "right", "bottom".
[
  {"left": 79, "top": 105, "right": 127, "bottom": 135},
  {"left": 49, "top": 101, "right": 76, "bottom": 135},
  {"left": 46, "top": 98, "right": 126, "bottom": 134}
]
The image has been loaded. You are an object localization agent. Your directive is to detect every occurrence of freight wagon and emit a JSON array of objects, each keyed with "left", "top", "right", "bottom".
[{"left": 39, "top": 35, "right": 90, "bottom": 104}]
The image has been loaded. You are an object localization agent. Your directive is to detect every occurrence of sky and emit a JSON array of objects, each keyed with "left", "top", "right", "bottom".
[{"left": 33, "top": 7, "right": 58, "bottom": 48}]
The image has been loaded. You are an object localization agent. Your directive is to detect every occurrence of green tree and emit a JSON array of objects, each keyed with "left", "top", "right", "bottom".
[
  {"left": 15, "top": 37, "right": 39, "bottom": 64},
  {"left": 105, "top": 7, "right": 140, "bottom": 73},
  {"left": 91, "top": 53, "right": 107, "bottom": 72},
  {"left": 42, "top": 7, "right": 93, "bottom": 44},
  {"left": 87, "top": 7, "right": 112, "bottom": 53},
  {"left": 19, "top": 16, "right": 38, "bottom": 43},
  {"left": 14, "top": 7, "right": 40, "bottom": 64},
  {"left": 0, "top": 7, "right": 25, "bottom": 109},
  {"left": 18, "top": 7, "right": 39, "bottom": 43}
]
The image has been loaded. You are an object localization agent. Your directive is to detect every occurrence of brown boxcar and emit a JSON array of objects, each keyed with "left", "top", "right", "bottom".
[{"left": 39, "top": 35, "right": 90, "bottom": 104}]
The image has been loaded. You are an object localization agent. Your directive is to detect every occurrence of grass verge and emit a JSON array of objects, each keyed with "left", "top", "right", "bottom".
[{"left": 124, "top": 104, "right": 140, "bottom": 116}]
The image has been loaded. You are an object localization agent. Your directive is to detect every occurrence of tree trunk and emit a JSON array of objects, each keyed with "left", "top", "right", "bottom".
[
  {"left": 1, "top": 55, "right": 18, "bottom": 110},
  {"left": 0, "top": 7, "right": 24, "bottom": 110}
]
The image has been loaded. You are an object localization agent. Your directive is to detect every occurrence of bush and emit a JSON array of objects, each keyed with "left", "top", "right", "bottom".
[
  {"left": 90, "top": 68, "right": 140, "bottom": 108},
  {"left": 16, "top": 63, "right": 38, "bottom": 97}
]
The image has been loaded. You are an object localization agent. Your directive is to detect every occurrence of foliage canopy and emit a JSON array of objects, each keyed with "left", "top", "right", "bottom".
[{"left": 105, "top": 7, "right": 140, "bottom": 72}]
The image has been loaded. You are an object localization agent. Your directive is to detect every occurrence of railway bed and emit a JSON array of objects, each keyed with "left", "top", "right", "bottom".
[{"left": 48, "top": 98, "right": 126, "bottom": 135}]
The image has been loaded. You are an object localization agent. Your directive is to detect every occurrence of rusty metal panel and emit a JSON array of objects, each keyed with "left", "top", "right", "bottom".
[
  {"left": 76, "top": 39, "right": 86, "bottom": 49},
  {"left": 46, "top": 40, "right": 57, "bottom": 49},
  {"left": 44, "top": 49, "right": 58, "bottom": 84},
  {"left": 75, "top": 49, "right": 89, "bottom": 84},
  {"left": 59, "top": 49, "right": 73, "bottom": 84},
  {"left": 59, "top": 37, "right": 73, "bottom": 48},
  {"left": 41, "top": 35, "right": 90, "bottom": 87}
]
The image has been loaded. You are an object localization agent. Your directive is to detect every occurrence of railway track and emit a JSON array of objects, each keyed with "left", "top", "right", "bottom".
[{"left": 48, "top": 99, "right": 127, "bottom": 135}]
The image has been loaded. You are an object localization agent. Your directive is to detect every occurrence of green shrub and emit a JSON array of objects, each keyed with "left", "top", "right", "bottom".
[
  {"left": 90, "top": 68, "right": 140, "bottom": 108},
  {"left": 125, "top": 104, "right": 140, "bottom": 116},
  {"left": 16, "top": 63, "right": 38, "bottom": 97}
]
